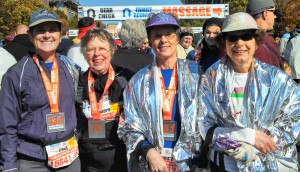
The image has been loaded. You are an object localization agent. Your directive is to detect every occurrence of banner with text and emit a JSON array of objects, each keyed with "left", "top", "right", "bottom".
[{"left": 78, "top": 4, "right": 229, "bottom": 20}]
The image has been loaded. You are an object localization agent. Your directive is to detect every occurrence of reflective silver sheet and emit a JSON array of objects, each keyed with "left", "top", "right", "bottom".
[
  {"left": 118, "top": 59, "right": 208, "bottom": 171},
  {"left": 202, "top": 57, "right": 300, "bottom": 171}
]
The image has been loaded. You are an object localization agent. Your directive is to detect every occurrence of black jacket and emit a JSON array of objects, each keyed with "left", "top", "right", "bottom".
[
  {"left": 56, "top": 37, "right": 73, "bottom": 56},
  {"left": 4, "top": 34, "right": 35, "bottom": 61},
  {"left": 111, "top": 48, "right": 153, "bottom": 81},
  {"left": 76, "top": 69, "right": 127, "bottom": 153}
]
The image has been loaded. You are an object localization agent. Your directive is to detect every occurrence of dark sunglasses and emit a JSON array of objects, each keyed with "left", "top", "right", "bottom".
[
  {"left": 225, "top": 33, "right": 255, "bottom": 42},
  {"left": 266, "top": 9, "right": 279, "bottom": 16}
]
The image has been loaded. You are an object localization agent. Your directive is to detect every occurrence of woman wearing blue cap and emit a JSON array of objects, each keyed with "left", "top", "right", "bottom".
[
  {"left": 0, "top": 9, "right": 80, "bottom": 171},
  {"left": 117, "top": 12, "right": 215, "bottom": 172},
  {"left": 202, "top": 12, "right": 300, "bottom": 171}
]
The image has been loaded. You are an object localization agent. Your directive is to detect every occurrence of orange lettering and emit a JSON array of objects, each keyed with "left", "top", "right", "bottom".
[
  {"left": 206, "top": 6, "right": 211, "bottom": 16},
  {"left": 199, "top": 6, "right": 205, "bottom": 16},
  {"left": 162, "top": 7, "right": 172, "bottom": 13},
  {"left": 185, "top": 7, "right": 191, "bottom": 16},
  {"left": 172, "top": 7, "right": 178, "bottom": 16},
  {"left": 192, "top": 7, "right": 198, "bottom": 16},
  {"left": 179, "top": 7, "right": 185, "bottom": 17}
]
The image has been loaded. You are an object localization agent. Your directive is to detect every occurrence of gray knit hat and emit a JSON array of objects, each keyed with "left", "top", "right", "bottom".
[
  {"left": 246, "top": 0, "right": 275, "bottom": 16},
  {"left": 222, "top": 12, "right": 258, "bottom": 33}
]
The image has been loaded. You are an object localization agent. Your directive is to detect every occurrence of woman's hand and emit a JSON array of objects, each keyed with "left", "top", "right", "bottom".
[
  {"left": 146, "top": 148, "right": 169, "bottom": 172},
  {"left": 254, "top": 130, "right": 278, "bottom": 154}
]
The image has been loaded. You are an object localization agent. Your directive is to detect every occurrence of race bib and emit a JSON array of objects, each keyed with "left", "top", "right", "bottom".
[
  {"left": 164, "top": 159, "right": 181, "bottom": 172},
  {"left": 46, "top": 113, "right": 66, "bottom": 133},
  {"left": 46, "top": 136, "right": 79, "bottom": 169},
  {"left": 88, "top": 120, "right": 106, "bottom": 139},
  {"left": 163, "top": 121, "right": 177, "bottom": 141}
]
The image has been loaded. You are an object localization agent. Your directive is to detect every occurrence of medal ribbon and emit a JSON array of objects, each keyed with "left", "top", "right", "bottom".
[
  {"left": 33, "top": 55, "right": 59, "bottom": 114},
  {"left": 159, "top": 64, "right": 178, "bottom": 121},
  {"left": 88, "top": 65, "right": 115, "bottom": 120}
]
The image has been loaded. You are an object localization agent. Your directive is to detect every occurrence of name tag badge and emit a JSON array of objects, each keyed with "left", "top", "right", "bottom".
[
  {"left": 161, "top": 148, "right": 173, "bottom": 158},
  {"left": 88, "top": 120, "right": 105, "bottom": 139},
  {"left": 46, "top": 113, "right": 66, "bottom": 133},
  {"left": 82, "top": 100, "right": 93, "bottom": 119},
  {"left": 46, "top": 136, "right": 79, "bottom": 169},
  {"left": 163, "top": 121, "right": 177, "bottom": 141},
  {"left": 101, "top": 94, "right": 111, "bottom": 114}
]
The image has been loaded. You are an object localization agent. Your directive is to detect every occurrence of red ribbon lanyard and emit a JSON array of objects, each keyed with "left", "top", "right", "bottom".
[
  {"left": 159, "top": 64, "right": 178, "bottom": 121},
  {"left": 88, "top": 65, "right": 115, "bottom": 120},
  {"left": 33, "top": 55, "right": 59, "bottom": 114}
]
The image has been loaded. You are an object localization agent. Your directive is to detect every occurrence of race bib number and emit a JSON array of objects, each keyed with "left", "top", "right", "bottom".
[
  {"left": 163, "top": 121, "right": 177, "bottom": 141},
  {"left": 46, "top": 113, "right": 66, "bottom": 133},
  {"left": 88, "top": 120, "right": 105, "bottom": 139},
  {"left": 164, "top": 159, "right": 181, "bottom": 172},
  {"left": 46, "top": 136, "right": 79, "bottom": 169}
]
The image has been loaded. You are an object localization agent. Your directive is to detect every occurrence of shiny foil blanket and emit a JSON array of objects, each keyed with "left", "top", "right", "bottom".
[
  {"left": 118, "top": 59, "right": 211, "bottom": 171},
  {"left": 202, "top": 57, "right": 300, "bottom": 171}
]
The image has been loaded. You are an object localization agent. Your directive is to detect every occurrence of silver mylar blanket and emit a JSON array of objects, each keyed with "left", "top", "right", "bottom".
[{"left": 202, "top": 56, "right": 300, "bottom": 171}]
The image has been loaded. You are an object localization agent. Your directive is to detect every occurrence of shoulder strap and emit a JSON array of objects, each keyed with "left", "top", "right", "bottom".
[{"left": 198, "top": 125, "right": 218, "bottom": 168}]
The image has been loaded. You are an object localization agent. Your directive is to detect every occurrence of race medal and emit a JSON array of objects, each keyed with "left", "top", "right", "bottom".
[
  {"left": 46, "top": 136, "right": 79, "bottom": 169},
  {"left": 163, "top": 121, "right": 177, "bottom": 141},
  {"left": 88, "top": 120, "right": 105, "bottom": 139},
  {"left": 46, "top": 113, "right": 66, "bottom": 133}
]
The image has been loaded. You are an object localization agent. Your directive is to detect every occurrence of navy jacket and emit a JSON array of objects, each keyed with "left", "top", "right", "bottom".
[{"left": 0, "top": 53, "right": 77, "bottom": 171}]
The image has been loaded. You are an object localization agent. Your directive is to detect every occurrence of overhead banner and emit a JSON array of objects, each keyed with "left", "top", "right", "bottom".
[{"left": 78, "top": 4, "right": 229, "bottom": 20}]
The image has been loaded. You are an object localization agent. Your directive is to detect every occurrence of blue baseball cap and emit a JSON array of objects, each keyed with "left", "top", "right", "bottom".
[{"left": 29, "top": 9, "right": 62, "bottom": 28}]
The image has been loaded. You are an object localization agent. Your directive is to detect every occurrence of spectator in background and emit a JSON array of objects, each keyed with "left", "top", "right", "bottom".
[
  {"left": 279, "top": 26, "right": 290, "bottom": 57},
  {"left": 56, "top": 24, "right": 73, "bottom": 56},
  {"left": 4, "top": 24, "right": 35, "bottom": 61},
  {"left": 111, "top": 19, "right": 153, "bottom": 81},
  {"left": 114, "top": 39, "right": 122, "bottom": 49},
  {"left": 67, "top": 17, "right": 96, "bottom": 72},
  {"left": 284, "top": 23, "right": 300, "bottom": 81},
  {"left": 186, "top": 17, "right": 226, "bottom": 72},
  {"left": 246, "top": 0, "right": 282, "bottom": 68},
  {"left": 0, "top": 48, "right": 16, "bottom": 90},
  {"left": 139, "top": 38, "right": 155, "bottom": 58},
  {"left": 177, "top": 27, "right": 194, "bottom": 58}
]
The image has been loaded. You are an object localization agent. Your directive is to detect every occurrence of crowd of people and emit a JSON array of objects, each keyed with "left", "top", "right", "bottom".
[{"left": 0, "top": 0, "right": 300, "bottom": 171}]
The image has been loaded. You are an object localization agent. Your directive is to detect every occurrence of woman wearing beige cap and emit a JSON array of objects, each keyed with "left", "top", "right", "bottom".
[
  {"left": 0, "top": 9, "right": 80, "bottom": 171},
  {"left": 202, "top": 12, "right": 300, "bottom": 172}
]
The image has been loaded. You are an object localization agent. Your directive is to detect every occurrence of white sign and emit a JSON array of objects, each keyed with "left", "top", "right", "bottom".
[
  {"left": 69, "top": 29, "right": 78, "bottom": 37},
  {"left": 78, "top": 4, "right": 229, "bottom": 20}
]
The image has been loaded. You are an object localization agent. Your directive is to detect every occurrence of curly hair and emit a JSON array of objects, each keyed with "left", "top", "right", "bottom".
[{"left": 118, "top": 19, "right": 147, "bottom": 49}]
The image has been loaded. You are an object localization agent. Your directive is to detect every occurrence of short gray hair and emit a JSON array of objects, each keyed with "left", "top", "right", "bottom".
[
  {"left": 118, "top": 19, "right": 147, "bottom": 49},
  {"left": 80, "top": 27, "right": 116, "bottom": 56}
]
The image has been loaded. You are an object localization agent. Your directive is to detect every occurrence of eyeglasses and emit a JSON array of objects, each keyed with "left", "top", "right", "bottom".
[
  {"left": 152, "top": 32, "right": 176, "bottom": 41},
  {"left": 86, "top": 47, "right": 110, "bottom": 55},
  {"left": 225, "top": 33, "right": 255, "bottom": 42},
  {"left": 266, "top": 9, "right": 279, "bottom": 16}
]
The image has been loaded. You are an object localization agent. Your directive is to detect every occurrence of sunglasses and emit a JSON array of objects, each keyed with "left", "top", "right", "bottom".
[
  {"left": 266, "top": 9, "right": 279, "bottom": 16},
  {"left": 225, "top": 33, "right": 255, "bottom": 42}
]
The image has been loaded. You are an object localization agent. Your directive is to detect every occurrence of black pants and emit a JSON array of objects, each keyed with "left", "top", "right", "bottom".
[
  {"left": 80, "top": 147, "right": 127, "bottom": 172},
  {"left": 210, "top": 161, "right": 229, "bottom": 172}
]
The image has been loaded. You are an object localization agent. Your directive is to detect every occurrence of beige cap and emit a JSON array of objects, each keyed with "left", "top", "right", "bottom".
[{"left": 222, "top": 12, "right": 258, "bottom": 33}]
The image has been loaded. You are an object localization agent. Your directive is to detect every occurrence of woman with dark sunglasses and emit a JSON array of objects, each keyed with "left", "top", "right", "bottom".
[{"left": 201, "top": 12, "right": 300, "bottom": 172}]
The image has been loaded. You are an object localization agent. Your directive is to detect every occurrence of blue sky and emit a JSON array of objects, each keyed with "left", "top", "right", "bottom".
[{"left": 79, "top": 0, "right": 183, "bottom": 6}]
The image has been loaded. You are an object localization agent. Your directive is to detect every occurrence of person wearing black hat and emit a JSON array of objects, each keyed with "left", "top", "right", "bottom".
[
  {"left": 246, "top": 0, "right": 282, "bottom": 69},
  {"left": 179, "top": 27, "right": 194, "bottom": 55},
  {"left": 186, "top": 17, "right": 226, "bottom": 72},
  {"left": 0, "top": 9, "right": 80, "bottom": 172}
]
